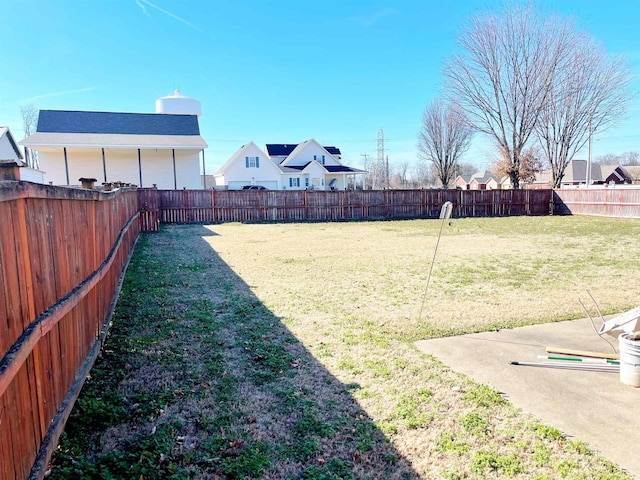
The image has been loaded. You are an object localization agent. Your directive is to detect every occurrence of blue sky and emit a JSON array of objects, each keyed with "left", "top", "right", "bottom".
[{"left": 1, "top": 0, "right": 638, "bottom": 174}]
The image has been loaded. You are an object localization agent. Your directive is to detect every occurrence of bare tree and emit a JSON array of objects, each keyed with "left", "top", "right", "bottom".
[
  {"left": 455, "top": 161, "right": 477, "bottom": 178},
  {"left": 417, "top": 99, "right": 473, "bottom": 188},
  {"left": 621, "top": 151, "right": 639, "bottom": 166},
  {"left": 411, "top": 159, "right": 436, "bottom": 188},
  {"left": 594, "top": 153, "right": 621, "bottom": 165},
  {"left": 536, "top": 35, "right": 632, "bottom": 187},
  {"left": 395, "top": 161, "right": 410, "bottom": 188},
  {"left": 20, "top": 104, "right": 39, "bottom": 168},
  {"left": 443, "top": 4, "right": 574, "bottom": 188}
]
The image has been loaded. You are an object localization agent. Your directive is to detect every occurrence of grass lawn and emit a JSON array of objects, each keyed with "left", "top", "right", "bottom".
[{"left": 51, "top": 216, "right": 640, "bottom": 479}]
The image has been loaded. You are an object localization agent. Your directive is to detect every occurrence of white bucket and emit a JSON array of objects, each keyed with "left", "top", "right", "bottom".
[{"left": 619, "top": 333, "right": 640, "bottom": 387}]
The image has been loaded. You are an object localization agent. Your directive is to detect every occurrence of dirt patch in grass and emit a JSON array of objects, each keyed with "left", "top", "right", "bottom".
[{"left": 50, "top": 217, "right": 638, "bottom": 479}]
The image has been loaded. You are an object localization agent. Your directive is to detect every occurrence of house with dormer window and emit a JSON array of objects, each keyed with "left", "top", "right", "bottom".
[{"left": 214, "top": 138, "right": 366, "bottom": 190}]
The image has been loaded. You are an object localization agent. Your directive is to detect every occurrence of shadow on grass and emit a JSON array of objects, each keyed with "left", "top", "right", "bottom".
[{"left": 50, "top": 225, "right": 418, "bottom": 479}]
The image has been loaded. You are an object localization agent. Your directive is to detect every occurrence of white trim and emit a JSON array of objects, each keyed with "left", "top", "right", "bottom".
[{"left": 21, "top": 132, "right": 207, "bottom": 149}]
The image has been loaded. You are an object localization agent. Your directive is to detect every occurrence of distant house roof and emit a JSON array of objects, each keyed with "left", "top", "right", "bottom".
[
  {"left": 622, "top": 165, "right": 640, "bottom": 182},
  {"left": 533, "top": 160, "right": 633, "bottom": 186},
  {"left": 470, "top": 170, "right": 499, "bottom": 184},
  {"left": 561, "top": 160, "right": 627, "bottom": 184},
  {"left": 562, "top": 160, "right": 590, "bottom": 183},
  {"left": 600, "top": 164, "right": 631, "bottom": 183},
  {"left": 266, "top": 143, "right": 342, "bottom": 157},
  {"left": 36, "top": 110, "right": 200, "bottom": 136},
  {"left": 21, "top": 110, "right": 207, "bottom": 150}
]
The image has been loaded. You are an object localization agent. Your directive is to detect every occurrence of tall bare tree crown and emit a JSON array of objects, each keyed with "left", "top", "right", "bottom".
[{"left": 442, "top": 2, "right": 631, "bottom": 188}]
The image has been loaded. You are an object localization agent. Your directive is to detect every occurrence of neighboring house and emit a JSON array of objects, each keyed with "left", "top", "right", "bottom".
[
  {"left": 469, "top": 170, "right": 497, "bottom": 190},
  {"left": 622, "top": 165, "right": 640, "bottom": 185},
  {"left": 214, "top": 139, "right": 366, "bottom": 190},
  {"left": 455, "top": 170, "right": 509, "bottom": 190},
  {"left": 0, "top": 126, "right": 44, "bottom": 183},
  {"left": 533, "top": 160, "right": 633, "bottom": 187},
  {"left": 600, "top": 164, "right": 633, "bottom": 185},
  {"left": 20, "top": 92, "right": 207, "bottom": 189},
  {"left": 454, "top": 174, "right": 473, "bottom": 190}
]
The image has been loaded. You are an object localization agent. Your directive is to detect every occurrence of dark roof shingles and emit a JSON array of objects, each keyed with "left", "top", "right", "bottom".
[
  {"left": 266, "top": 143, "right": 342, "bottom": 157},
  {"left": 324, "top": 165, "right": 360, "bottom": 173},
  {"left": 36, "top": 110, "right": 200, "bottom": 136},
  {"left": 266, "top": 144, "right": 298, "bottom": 156}
]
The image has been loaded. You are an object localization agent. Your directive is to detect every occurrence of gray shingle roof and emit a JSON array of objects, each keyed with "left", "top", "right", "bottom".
[{"left": 37, "top": 110, "right": 200, "bottom": 136}]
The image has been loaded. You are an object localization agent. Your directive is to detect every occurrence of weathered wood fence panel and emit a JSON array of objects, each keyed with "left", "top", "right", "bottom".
[
  {"left": 138, "top": 188, "right": 554, "bottom": 230},
  {"left": 0, "top": 182, "right": 139, "bottom": 480},
  {"left": 554, "top": 188, "right": 640, "bottom": 218}
]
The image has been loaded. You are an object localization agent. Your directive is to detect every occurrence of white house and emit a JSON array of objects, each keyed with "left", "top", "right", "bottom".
[
  {"left": 0, "top": 126, "right": 44, "bottom": 183},
  {"left": 20, "top": 91, "right": 207, "bottom": 189},
  {"left": 455, "top": 170, "right": 511, "bottom": 190},
  {"left": 214, "top": 138, "right": 366, "bottom": 190}
]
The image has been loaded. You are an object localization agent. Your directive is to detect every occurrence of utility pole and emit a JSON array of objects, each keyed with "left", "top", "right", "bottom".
[
  {"left": 377, "top": 128, "right": 385, "bottom": 189},
  {"left": 586, "top": 119, "right": 592, "bottom": 188},
  {"left": 361, "top": 153, "right": 370, "bottom": 190},
  {"left": 386, "top": 154, "right": 390, "bottom": 189}
]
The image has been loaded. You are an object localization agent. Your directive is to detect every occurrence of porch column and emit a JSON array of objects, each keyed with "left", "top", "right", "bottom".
[
  {"left": 101, "top": 148, "right": 107, "bottom": 183},
  {"left": 138, "top": 149, "right": 142, "bottom": 187},
  {"left": 63, "top": 147, "right": 69, "bottom": 185},
  {"left": 202, "top": 149, "right": 207, "bottom": 189},
  {"left": 172, "top": 149, "right": 177, "bottom": 189}
]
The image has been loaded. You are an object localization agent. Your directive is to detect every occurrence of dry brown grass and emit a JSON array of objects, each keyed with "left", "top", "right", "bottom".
[
  {"left": 205, "top": 216, "right": 640, "bottom": 338},
  {"left": 53, "top": 216, "right": 640, "bottom": 479},
  {"left": 196, "top": 216, "right": 639, "bottom": 478}
]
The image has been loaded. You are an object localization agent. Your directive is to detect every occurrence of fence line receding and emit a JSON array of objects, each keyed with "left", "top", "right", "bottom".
[{"left": 0, "top": 182, "right": 140, "bottom": 480}]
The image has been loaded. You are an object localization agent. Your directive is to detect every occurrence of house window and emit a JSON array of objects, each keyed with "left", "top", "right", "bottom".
[
  {"left": 289, "top": 177, "right": 300, "bottom": 187},
  {"left": 322, "top": 155, "right": 325, "bottom": 165},
  {"left": 305, "top": 177, "right": 309, "bottom": 187},
  {"left": 245, "top": 156, "right": 260, "bottom": 168}
]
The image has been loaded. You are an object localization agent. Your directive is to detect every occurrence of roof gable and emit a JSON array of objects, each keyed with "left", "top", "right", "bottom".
[
  {"left": 215, "top": 141, "right": 276, "bottom": 175},
  {"left": 471, "top": 170, "right": 498, "bottom": 183},
  {"left": 266, "top": 142, "right": 342, "bottom": 161},
  {"left": 37, "top": 110, "right": 201, "bottom": 136},
  {"left": 280, "top": 139, "right": 340, "bottom": 167},
  {"left": 0, "top": 126, "right": 24, "bottom": 161}
]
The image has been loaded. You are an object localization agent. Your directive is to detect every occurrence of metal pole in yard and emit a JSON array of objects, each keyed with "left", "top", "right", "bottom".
[{"left": 418, "top": 201, "right": 453, "bottom": 321}]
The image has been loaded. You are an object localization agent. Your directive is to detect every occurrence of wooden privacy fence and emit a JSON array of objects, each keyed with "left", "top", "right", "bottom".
[
  {"left": 0, "top": 182, "right": 140, "bottom": 480},
  {"left": 138, "top": 188, "right": 554, "bottom": 230},
  {"left": 554, "top": 187, "right": 640, "bottom": 218}
]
